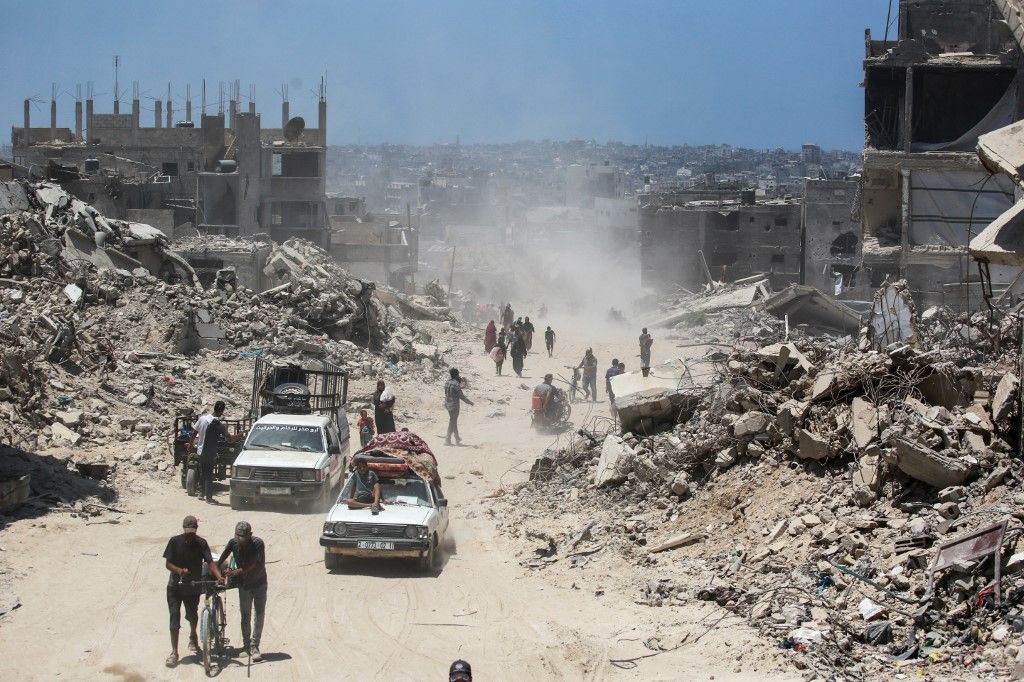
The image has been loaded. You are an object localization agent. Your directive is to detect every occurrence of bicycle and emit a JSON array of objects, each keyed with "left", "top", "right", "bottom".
[{"left": 192, "top": 580, "right": 232, "bottom": 676}]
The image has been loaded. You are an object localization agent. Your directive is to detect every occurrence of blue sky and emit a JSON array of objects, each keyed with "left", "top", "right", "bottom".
[{"left": 0, "top": 1, "right": 890, "bottom": 150}]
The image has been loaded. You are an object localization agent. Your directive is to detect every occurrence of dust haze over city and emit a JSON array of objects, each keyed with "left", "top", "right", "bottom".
[{"left": 5, "top": 1, "right": 1024, "bottom": 681}]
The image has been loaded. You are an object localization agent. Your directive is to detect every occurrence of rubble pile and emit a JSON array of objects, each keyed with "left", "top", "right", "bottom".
[
  {"left": 499, "top": 283, "right": 1024, "bottom": 678},
  {"left": 0, "top": 181, "right": 452, "bottom": 467}
]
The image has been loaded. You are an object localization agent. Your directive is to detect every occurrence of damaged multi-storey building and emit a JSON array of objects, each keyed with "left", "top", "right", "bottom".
[
  {"left": 639, "top": 182, "right": 802, "bottom": 291},
  {"left": 860, "top": 0, "right": 1022, "bottom": 309},
  {"left": 10, "top": 81, "right": 330, "bottom": 245},
  {"left": 642, "top": 0, "right": 1024, "bottom": 311},
  {"left": 10, "top": 79, "right": 417, "bottom": 289}
]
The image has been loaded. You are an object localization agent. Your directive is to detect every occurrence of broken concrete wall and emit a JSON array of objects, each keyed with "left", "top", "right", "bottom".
[{"left": 802, "top": 178, "right": 861, "bottom": 294}]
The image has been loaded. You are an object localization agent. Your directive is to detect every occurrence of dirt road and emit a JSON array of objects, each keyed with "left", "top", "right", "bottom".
[{"left": 0, "top": 318, "right": 796, "bottom": 681}]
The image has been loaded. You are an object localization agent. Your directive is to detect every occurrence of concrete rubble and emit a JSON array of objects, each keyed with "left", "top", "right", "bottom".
[
  {"left": 0, "top": 180, "right": 461, "bottom": 505},
  {"left": 499, "top": 279, "right": 1024, "bottom": 679}
]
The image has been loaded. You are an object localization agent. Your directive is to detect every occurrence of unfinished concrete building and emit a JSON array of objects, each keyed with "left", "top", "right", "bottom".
[
  {"left": 861, "top": 0, "right": 1022, "bottom": 309},
  {"left": 11, "top": 82, "right": 330, "bottom": 246},
  {"left": 639, "top": 187, "right": 802, "bottom": 291}
]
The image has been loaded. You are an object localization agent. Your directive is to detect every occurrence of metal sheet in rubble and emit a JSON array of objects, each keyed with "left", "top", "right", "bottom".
[{"left": 930, "top": 519, "right": 1007, "bottom": 573}]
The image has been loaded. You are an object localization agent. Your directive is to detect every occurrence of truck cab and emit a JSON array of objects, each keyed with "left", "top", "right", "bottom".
[
  {"left": 230, "top": 413, "right": 348, "bottom": 508},
  {"left": 230, "top": 358, "right": 350, "bottom": 509}
]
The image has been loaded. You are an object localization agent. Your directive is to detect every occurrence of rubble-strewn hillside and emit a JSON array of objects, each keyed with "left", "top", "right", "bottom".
[{"left": 498, "top": 282, "right": 1024, "bottom": 679}]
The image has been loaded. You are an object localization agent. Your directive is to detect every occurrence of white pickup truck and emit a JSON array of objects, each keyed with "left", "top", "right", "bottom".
[
  {"left": 319, "top": 457, "right": 449, "bottom": 572},
  {"left": 229, "top": 413, "right": 349, "bottom": 509}
]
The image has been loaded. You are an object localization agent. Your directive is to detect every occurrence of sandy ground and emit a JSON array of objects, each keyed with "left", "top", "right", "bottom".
[{"left": 0, "top": 317, "right": 800, "bottom": 681}]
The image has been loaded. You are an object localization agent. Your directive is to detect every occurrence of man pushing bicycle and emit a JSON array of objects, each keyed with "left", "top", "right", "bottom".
[
  {"left": 163, "top": 515, "right": 224, "bottom": 668},
  {"left": 217, "top": 521, "right": 268, "bottom": 662}
]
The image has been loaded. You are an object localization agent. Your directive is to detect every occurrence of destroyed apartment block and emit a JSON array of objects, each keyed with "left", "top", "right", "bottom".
[
  {"left": 861, "top": 0, "right": 1024, "bottom": 311},
  {"left": 11, "top": 79, "right": 332, "bottom": 247}
]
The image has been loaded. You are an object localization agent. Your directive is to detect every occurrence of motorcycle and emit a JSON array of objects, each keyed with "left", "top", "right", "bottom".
[{"left": 531, "top": 386, "right": 572, "bottom": 431}]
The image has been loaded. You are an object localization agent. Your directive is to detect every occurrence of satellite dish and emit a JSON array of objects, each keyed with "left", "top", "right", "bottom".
[{"left": 283, "top": 116, "right": 305, "bottom": 141}]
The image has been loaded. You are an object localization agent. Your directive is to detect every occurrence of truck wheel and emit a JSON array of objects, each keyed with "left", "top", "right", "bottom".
[
  {"left": 324, "top": 550, "right": 340, "bottom": 571},
  {"left": 185, "top": 469, "right": 197, "bottom": 496},
  {"left": 418, "top": 535, "right": 437, "bottom": 572},
  {"left": 230, "top": 494, "right": 243, "bottom": 510}
]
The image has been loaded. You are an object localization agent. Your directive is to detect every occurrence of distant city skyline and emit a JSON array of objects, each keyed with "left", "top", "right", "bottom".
[{"left": 1, "top": 1, "right": 891, "bottom": 151}]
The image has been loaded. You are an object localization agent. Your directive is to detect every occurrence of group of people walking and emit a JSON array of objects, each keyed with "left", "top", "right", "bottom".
[{"left": 484, "top": 303, "right": 556, "bottom": 377}]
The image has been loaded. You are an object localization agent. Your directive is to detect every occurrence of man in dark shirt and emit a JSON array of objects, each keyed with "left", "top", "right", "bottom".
[
  {"left": 190, "top": 400, "right": 239, "bottom": 503},
  {"left": 544, "top": 326, "right": 555, "bottom": 357},
  {"left": 219, "top": 521, "right": 267, "bottom": 661},
  {"left": 344, "top": 456, "right": 381, "bottom": 510},
  {"left": 163, "top": 515, "right": 223, "bottom": 668}
]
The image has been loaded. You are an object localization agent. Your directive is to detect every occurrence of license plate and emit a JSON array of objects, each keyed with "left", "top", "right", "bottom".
[
  {"left": 260, "top": 486, "right": 290, "bottom": 496},
  {"left": 357, "top": 540, "right": 395, "bottom": 551}
]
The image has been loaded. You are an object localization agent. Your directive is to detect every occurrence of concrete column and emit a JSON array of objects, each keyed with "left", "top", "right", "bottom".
[
  {"left": 902, "top": 66, "right": 913, "bottom": 153},
  {"left": 186, "top": 99, "right": 192, "bottom": 123},
  {"left": 75, "top": 100, "right": 83, "bottom": 141},
  {"left": 113, "top": 99, "right": 119, "bottom": 115},
  {"left": 23, "top": 99, "right": 30, "bottom": 131},
  {"left": 86, "top": 99, "right": 93, "bottom": 142},
  {"left": 282, "top": 100, "right": 289, "bottom": 127},
  {"left": 50, "top": 99, "right": 56, "bottom": 142},
  {"left": 248, "top": 100, "right": 256, "bottom": 115},
  {"left": 318, "top": 99, "right": 327, "bottom": 146},
  {"left": 155, "top": 99, "right": 162, "bottom": 128},
  {"left": 167, "top": 99, "right": 173, "bottom": 128},
  {"left": 900, "top": 168, "right": 911, "bottom": 279},
  {"left": 131, "top": 99, "right": 140, "bottom": 129},
  {"left": 229, "top": 99, "right": 237, "bottom": 130}
]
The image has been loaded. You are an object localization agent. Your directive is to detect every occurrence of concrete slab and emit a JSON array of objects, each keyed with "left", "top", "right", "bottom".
[
  {"left": 891, "top": 439, "right": 972, "bottom": 489},
  {"left": 610, "top": 359, "right": 702, "bottom": 433}
]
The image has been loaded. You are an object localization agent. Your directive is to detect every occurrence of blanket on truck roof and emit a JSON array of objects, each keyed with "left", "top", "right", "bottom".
[{"left": 355, "top": 431, "right": 439, "bottom": 485}]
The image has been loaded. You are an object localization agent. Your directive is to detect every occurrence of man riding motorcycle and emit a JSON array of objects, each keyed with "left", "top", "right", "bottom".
[{"left": 532, "top": 374, "right": 567, "bottom": 426}]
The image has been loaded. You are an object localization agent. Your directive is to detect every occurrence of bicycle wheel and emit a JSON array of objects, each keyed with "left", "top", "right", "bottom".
[
  {"left": 213, "top": 595, "right": 226, "bottom": 664},
  {"left": 199, "top": 605, "right": 213, "bottom": 676}
]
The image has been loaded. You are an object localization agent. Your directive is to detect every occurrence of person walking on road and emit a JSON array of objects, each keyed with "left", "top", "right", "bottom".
[
  {"left": 491, "top": 334, "right": 507, "bottom": 375},
  {"left": 444, "top": 368, "right": 474, "bottom": 445},
  {"left": 639, "top": 328, "right": 654, "bottom": 368},
  {"left": 373, "top": 380, "right": 396, "bottom": 434},
  {"left": 501, "top": 303, "right": 514, "bottom": 330},
  {"left": 577, "top": 348, "right": 598, "bottom": 401},
  {"left": 484, "top": 320, "right": 497, "bottom": 353},
  {"left": 218, "top": 521, "right": 267, "bottom": 662},
  {"left": 544, "top": 326, "right": 555, "bottom": 357},
  {"left": 510, "top": 328, "right": 527, "bottom": 377},
  {"left": 190, "top": 400, "right": 239, "bottom": 503},
  {"left": 163, "top": 515, "right": 223, "bottom": 668},
  {"left": 522, "top": 316, "right": 535, "bottom": 350},
  {"left": 605, "top": 358, "right": 622, "bottom": 403}
]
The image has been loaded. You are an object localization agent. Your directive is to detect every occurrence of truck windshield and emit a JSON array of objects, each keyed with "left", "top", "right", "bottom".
[{"left": 245, "top": 424, "right": 325, "bottom": 453}]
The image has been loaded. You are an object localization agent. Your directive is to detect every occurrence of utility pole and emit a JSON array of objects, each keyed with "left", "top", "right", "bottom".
[{"left": 447, "top": 241, "right": 457, "bottom": 304}]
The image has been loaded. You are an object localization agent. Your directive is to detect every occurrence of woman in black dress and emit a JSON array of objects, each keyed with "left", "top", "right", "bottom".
[{"left": 373, "top": 380, "right": 396, "bottom": 433}]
